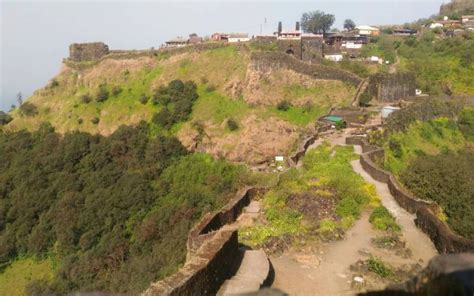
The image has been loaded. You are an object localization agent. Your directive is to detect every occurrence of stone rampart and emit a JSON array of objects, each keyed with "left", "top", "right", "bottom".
[
  {"left": 250, "top": 52, "right": 362, "bottom": 87},
  {"left": 346, "top": 136, "right": 474, "bottom": 254},
  {"left": 69, "top": 42, "right": 109, "bottom": 62},
  {"left": 143, "top": 186, "right": 264, "bottom": 295},
  {"left": 367, "top": 72, "right": 416, "bottom": 102}
]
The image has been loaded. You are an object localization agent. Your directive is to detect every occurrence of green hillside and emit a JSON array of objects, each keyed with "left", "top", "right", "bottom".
[{"left": 6, "top": 45, "right": 357, "bottom": 164}]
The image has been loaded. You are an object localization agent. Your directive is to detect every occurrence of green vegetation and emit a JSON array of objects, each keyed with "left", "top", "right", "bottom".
[
  {"left": 277, "top": 100, "right": 291, "bottom": 111},
  {"left": 240, "top": 144, "right": 380, "bottom": 246},
  {"left": 0, "top": 111, "right": 12, "bottom": 125},
  {"left": 367, "top": 256, "right": 393, "bottom": 278},
  {"left": 380, "top": 99, "right": 473, "bottom": 239},
  {"left": 0, "top": 257, "right": 56, "bottom": 296},
  {"left": 0, "top": 123, "right": 250, "bottom": 294},
  {"left": 19, "top": 102, "right": 38, "bottom": 117},
  {"left": 151, "top": 80, "right": 198, "bottom": 129},
  {"left": 369, "top": 206, "right": 401, "bottom": 232},
  {"left": 401, "top": 150, "right": 474, "bottom": 239},
  {"left": 226, "top": 118, "right": 239, "bottom": 131},
  {"left": 384, "top": 117, "right": 467, "bottom": 175}
]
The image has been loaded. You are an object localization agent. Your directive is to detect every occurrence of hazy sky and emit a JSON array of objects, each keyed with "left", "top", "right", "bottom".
[{"left": 1, "top": 1, "right": 443, "bottom": 111}]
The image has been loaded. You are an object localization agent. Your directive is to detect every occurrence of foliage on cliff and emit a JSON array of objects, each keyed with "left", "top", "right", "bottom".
[
  {"left": 382, "top": 99, "right": 474, "bottom": 239},
  {"left": 401, "top": 150, "right": 474, "bottom": 239},
  {"left": 0, "top": 123, "right": 249, "bottom": 295}
]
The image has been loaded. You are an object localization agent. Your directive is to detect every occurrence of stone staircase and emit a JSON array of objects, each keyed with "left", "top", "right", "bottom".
[{"left": 217, "top": 249, "right": 270, "bottom": 296}]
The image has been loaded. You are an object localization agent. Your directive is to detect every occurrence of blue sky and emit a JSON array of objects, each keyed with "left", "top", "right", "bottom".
[{"left": 0, "top": 1, "right": 442, "bottom": 111}]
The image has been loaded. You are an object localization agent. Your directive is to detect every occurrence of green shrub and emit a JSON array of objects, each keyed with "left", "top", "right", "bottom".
[
  {"left": 367, "top": 256, "right": 393, "bottom": 277},
  {"left": 0, "top": 111, "right": 12, "bottom": 125},
  {"left": 96, "top": 85, "right": 109, "bottom": 102},
  {"left": 91, "top": 117, "right": 100, "bottom": 124},
  {"left": 401, "top": 150, "right": 474, "bottom": 239},
  {"left": 359, "top": 92, "right": 372, "bottom": 107},
  {"left": 80, "top": 94, "right": 92, "bottom": 104},
  {"left": 19, "top": 102, "right": 38, "bottom": 117},
  {"left": 50, "top": 79, "right": 59, "bottom": 88},
  {"left": 139, "top": 94, "right": 149, "bottom": 105},
  {"left": 369, "top": 206, "right": 400, "bottom": 231},
  {"left": 227, "top": 118, "right": 239, "bottom": 131},
  {"left": 336, "top": 197, "right": 360, "bottom": 219},
  {"left": 277, "top": 100, "right": 291, "bottom": 111},
  {"left": 111, "top": 86, "right": 122, "bottom": 97},
  {"left": 205, "top": 84, "right": 216, "bottom": 93}
]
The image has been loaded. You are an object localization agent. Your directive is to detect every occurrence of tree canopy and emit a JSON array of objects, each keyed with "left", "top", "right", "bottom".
[
  {"left": 301, "top": 10, "right": 335, "bottom": 34},
  {"left": 0, "top": 120, "right": 249, "bottom": 295},
  {"left": 344, "top": 19, "right": 356, "bottom": 31}
]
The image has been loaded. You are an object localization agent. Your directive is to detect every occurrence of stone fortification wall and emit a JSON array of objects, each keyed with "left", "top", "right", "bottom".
[
  {"left": 346, "top": 136, "right": 474, "bottom": 253},
  {"left": 301, "top": 38, "right": 324, "bottom": 62},
  {"left": 250, "top": 52, "right": 362, "bottom": 87},
  {"left": 69, "top": 42, "right": 109, "bottom": 62},
  {"left": 143, "top": 186, "right": 263, "bottom": 296},
  {"left": 367, "top": 73, "right": 416, "bottom": 102}
]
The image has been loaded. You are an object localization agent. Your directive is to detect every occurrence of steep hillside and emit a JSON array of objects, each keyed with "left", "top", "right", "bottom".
[
  {"left": 370, "top": 98, "right": 474, "bottom": 239},
  {"left": 6, "top": 45, "right": 358, "bottom": 164}
]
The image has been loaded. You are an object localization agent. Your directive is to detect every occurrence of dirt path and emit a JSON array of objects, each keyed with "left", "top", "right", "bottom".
[
  {"left": 350, "top": 148, "right": 437, "bottom": 262},
  {"left": 270, "top": 131, "right": 437, "bottom": 295}
]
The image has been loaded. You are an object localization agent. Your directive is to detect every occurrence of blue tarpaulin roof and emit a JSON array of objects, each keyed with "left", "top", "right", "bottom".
[{"left": 323, "top": 115, "right": 343, "bottom": 123}]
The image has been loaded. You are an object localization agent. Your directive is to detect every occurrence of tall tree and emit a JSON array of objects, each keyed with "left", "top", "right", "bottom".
[
  {"left": 344, "top": 19, "right": 356, "bottom": 31},
  {"left": 301, "top": 10, "right": 335, "bottom": 34},
  {"left": 278, "top": 21, "right": 282, "bottom": 34},
  {"left": 296, "top": 21, "right": 300, "bottom": 31},
  {"left": 16, "top": 92, "right": 23, "bottom": 106}
]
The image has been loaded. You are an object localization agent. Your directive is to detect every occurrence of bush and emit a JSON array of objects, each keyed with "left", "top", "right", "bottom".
[
  {"left": 50, "top": 79, "right": 59, "bottom": 88},
  {"left": 111, "top": 86, "right": 122, "bottom": 97},
  {"left": 359, "top": 92, "right": 372, "bottom": 107},
  {"left": 367, "top": 257, "right": 393, "bottom": 277},
  {"left": 401, "top": 150, "right": 474, "bottom": 239},
  {"left": 152, "top": 108, "right": 174, "bottom": 129},
  {"left": 19, "top": 102, "right": 38, "bottom": 117},
  {"left": 77, "top": 118, "right": 83, "bottom": 125},
  {"left": 139, "top": 94, "right": 149, "bottom": 105},
  {"left": 277, "top": 100, "right": 291, "bottom": 111},
  {"left": 0, "top": 111, "right": 12, "bottom": 125},
  {"left": 227, "top": 118, "right": 239, "bottom": 131},
  {"left": 80, "top": 94, "right": 92, "bottom": 104},
  {"left": 96, "top": 85, "right": 109, "bottom": 102},
  {"left": 91, "top": 117, "right": 100, "bottom": 124},
  {"left": 205, "top": 84, "right": 216, "bottom": 93},
  {"left": 369, "top": 206, "right": 400, "bottom": 231}
]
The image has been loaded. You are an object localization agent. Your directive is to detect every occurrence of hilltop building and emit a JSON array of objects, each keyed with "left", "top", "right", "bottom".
[
  {"left": 355, "top": 25, "right": 380, "bottom": 36},
  {"left": 211, "top": 33, "right": 250, "bottom": 43}
]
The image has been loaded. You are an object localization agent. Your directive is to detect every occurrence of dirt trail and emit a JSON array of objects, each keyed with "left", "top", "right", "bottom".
[
  {"left": 350, "top": 148, "right": 437, "bottom": 262},
  {"left": 270, "top": 131, "right": 437, "bottom": 295}
]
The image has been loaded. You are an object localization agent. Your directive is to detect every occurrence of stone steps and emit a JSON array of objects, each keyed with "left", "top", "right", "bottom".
[{"left": 217, "top": 249, "right": 270, "bottom": 296}]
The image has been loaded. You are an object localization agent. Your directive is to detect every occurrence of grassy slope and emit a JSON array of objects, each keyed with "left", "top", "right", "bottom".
[
  {"left": 384, "top": 117, "right": 468, "bottom": 175},
  {"left": 0, "top": 257, "right": 55, "bottom": 296},
  {"left": 8, "top": 46, "right": 355, "bottom": 135}
]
